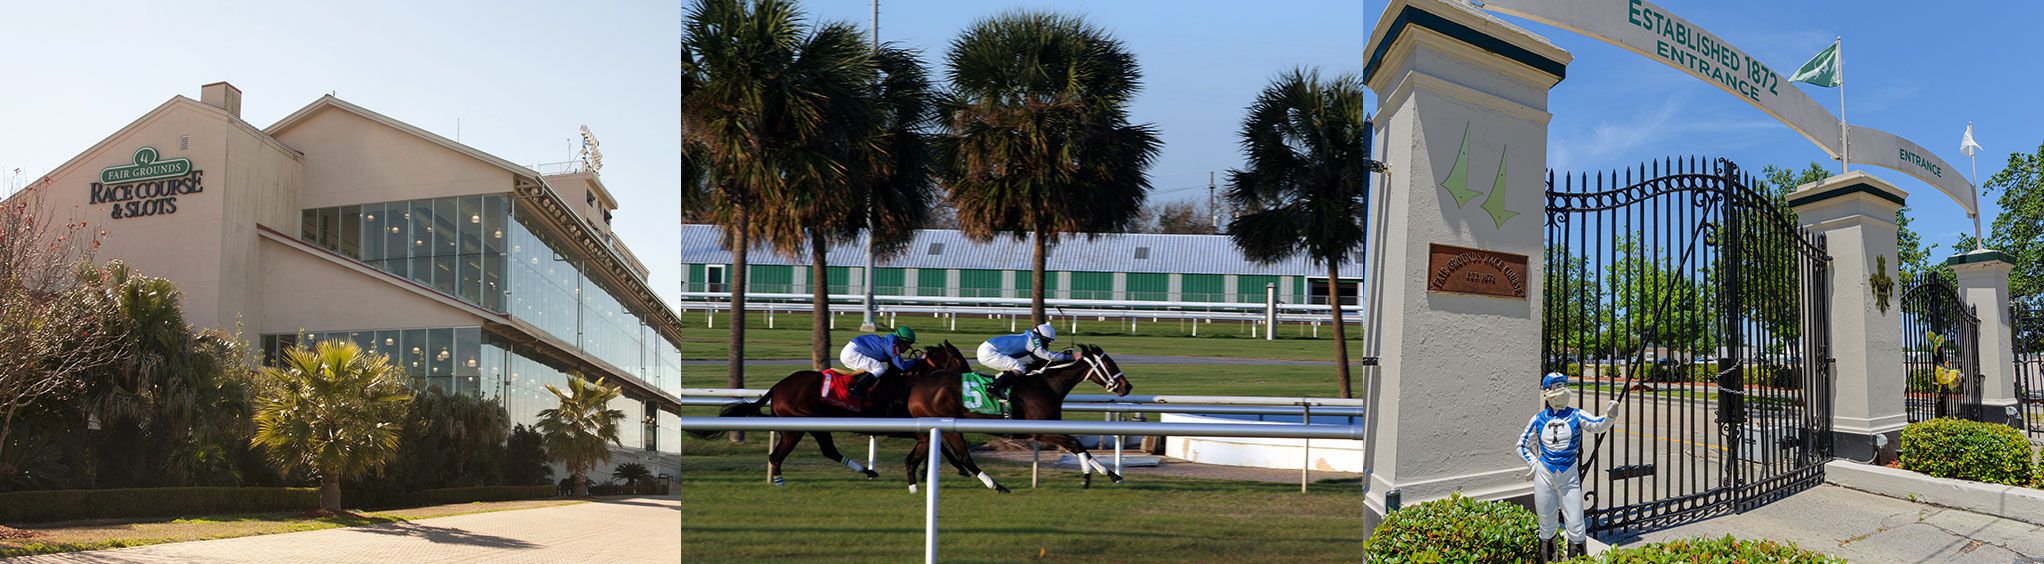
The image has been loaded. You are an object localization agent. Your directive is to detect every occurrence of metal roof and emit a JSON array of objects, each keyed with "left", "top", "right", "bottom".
[{"left": 678, "top": 224, "right": 1359, "bottom": 277}]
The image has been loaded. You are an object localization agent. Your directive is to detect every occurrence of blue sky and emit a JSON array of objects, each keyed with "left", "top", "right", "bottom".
[
  {"left": 810, "top": 0, "right": 2043, "bottom": 258},
  {"left": 0, "top": 0, "right": 682, "bottom": 301},
  {"left": 4, "top": 1, "right": 2037, "bottom": 308}
]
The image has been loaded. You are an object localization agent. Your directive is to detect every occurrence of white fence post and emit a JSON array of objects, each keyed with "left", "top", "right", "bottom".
[
  {"left": 925, "top": 427, "right": 940, "bottom": 564},
  {"left": 1301, "top": 403, "right": 1312, "bottom": 493},
  {"left": 1031, "top": 437, "right": 1040, "bottom": 488},
  {"left": 867, "top": 436, "right": 876, "bottom": 475}
]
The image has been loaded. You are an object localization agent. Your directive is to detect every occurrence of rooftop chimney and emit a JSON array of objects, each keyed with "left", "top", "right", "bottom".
[{"left": 200, "top": 82, "right": 242, "bottom": 118}]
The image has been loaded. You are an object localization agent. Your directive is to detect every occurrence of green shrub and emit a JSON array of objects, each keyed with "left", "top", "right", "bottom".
[
  {"left": 1362, "top": 493, "right": 1536, "bottom": 562},
  {"left": 588, "top": 483, "right": 671, "bottom": 496},
  {"left": 0, "top": 487, "right": 318, "bottom": 524},
  {"left": 417, "top": 485, "right": 556, "bottom": 505},
  {"left": 1899, "top": 418, "right": 2038, "bottom": 487},
  {"left": 1576, "top": 535, "right": 1841, "bottom": 562}
]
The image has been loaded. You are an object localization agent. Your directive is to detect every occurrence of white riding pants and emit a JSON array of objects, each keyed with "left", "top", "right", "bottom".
[
  {"left": 975, "top": 342, "right": 1027, "bottom": 374},
  {"left": 839, "top": 341, "right": 889, "bottom": 376},
  {"left": 1532, "top": 463, "right": 1585, "bottom": 543}
]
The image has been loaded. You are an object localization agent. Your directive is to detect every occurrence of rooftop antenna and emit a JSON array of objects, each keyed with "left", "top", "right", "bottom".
[
  {"left": 577, "top": 125, "right": 603, "bottom": 174},
  {"left": 1208, "top": 171, "right": 1218, "bottom": 231},
  {"left": 456, "top": 119, "right": 461, "bottom": 142}
]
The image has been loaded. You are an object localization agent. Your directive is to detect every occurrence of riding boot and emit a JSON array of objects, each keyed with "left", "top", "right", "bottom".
[
  {"left": 989, "top": 371, "right": 1020, "bottom": 400},
  {"left": 1540, "top": 538, "right": 1557, "bottom": 562},
  {"left": 1568, "top": 541, "right": 1587, "bottom": 558},
  {"left": 849, "top": 373, "right": 876, "bottom": 401}
]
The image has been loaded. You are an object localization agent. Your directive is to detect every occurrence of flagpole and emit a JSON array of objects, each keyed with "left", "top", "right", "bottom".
[
  {"left": 1838, "top": 36, "right": 1848, "bottom": 174},
  {"left": 1970, "top": 122, "right": 1983, "bottom": 250}
]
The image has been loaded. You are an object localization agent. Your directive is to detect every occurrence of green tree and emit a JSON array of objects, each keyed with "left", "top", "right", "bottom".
[
  {"left": 787, "top": 42, "right": 936, "bottom": 369},
  {"left": 685, "top": 0, "right": 865, "bottom": 408},
  {"left": 536, "top": 375, "right": 624, "bottom": 497},
  {"left": 611, "top": 462, "right": 652, "bottom": 486},
  {"left": 1224, "top": 69, "right": 1370, "bottom": 398},
  {"left": 936, "top": 10, "right": 1163, "bottom": 325},
  {"left": 1958, "top": 141, "right": 2044, "bottom": 305},
  {"left": 503, "top": 423, "right": 552, "bottom": 486},
  {"left": 251, "top": 341, "right": 412, "bottom": 511}
]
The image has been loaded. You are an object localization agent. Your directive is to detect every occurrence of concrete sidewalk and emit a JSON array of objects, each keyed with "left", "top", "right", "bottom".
[
  {"left": 1614, "top": 484, "right": 2044, "bottom": 562},
  {"left": 3, "top": 496, "right": 679, "bottom": 563}
]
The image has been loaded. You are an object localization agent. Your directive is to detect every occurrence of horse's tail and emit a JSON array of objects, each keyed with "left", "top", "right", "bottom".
[{"left": 684, "top": 395, "right": 771, "bottom": 440}]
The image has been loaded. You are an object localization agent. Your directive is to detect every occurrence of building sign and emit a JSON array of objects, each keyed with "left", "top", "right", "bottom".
[
  {"left": 1427, "top": 244, "right": 1528, "bottom": 299},
  {"left": 90, "top": 147, "right": 203, "bottom": 219},
  {"left": 1479, "top": 0, "right": 1978, "bottom": 216}
]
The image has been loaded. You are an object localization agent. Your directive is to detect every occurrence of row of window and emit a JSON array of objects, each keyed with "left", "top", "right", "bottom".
[
  {"left": 300, "top": 196, "right": 683, "bottom": 394},
  {"left": 260, "top": 327, "right": 673, "bottom": 454}
]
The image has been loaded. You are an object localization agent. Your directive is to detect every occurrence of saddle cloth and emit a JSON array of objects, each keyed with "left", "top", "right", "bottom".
[
  {"left": 960, "top": 372, "right": 1008, "bottom": 416},
  {"left": 819, "top": 369, "right": 862, "bottom": 412}
]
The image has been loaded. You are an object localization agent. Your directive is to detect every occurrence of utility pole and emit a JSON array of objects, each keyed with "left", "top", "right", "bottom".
[
  {"left": 860, "top": 0, "right": 881, "bottom": 332},
  {"left": 1208, "top": 171, "right": 1218, "bottom": 232}
]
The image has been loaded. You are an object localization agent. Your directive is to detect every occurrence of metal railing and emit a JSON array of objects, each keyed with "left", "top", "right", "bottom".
[
  {"left": 681, "top": 388, "right": 1364, "bottom": 491},
  {"left": 679, "top": 416, "right": 1363, "bottom": 563}
]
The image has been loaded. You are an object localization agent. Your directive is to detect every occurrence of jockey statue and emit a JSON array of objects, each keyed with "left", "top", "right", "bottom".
[
  {"left": 1516, "top": 372, "right": 1619, "bottom": 561},
  {"left": 976, "top": 322, "right": 1072, "bottom": 400},
  {"left": 838, "top": 326, "right": 917, "bottom": 401}
]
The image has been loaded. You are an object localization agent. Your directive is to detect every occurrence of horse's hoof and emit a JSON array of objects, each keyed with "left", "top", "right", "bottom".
[
  {"left": 1110, "top": 473, "right": 1125, "bottom": 484},
  {"left": 995, "top": 485, "right": 1012, "bottom": 494},
  {"left": 771, "top": 477, "right": 786, "bottom": 487},
  {"left": 909, "top": 484, "right": 919, "bottom": 494},
  {"left": 1081, "top": 478, "right": 1092, "bottom": 490},
  {"left": 864, "top": 470, "right": 879, "bottom": 479}
]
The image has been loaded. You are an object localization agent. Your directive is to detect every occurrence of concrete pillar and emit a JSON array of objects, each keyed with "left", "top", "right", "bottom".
[
  {"left": 1786, "top": 171, "right": 1908, "bottom": 463},
  {"left": 1949, "top": 250, "right": 2019, "bottom": 425},
  {"left": 1359, "top": 0, "right": 1568, "bottom": 531}
]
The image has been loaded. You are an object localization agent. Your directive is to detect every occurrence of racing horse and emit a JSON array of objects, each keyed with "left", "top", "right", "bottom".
[
  {"left": 687, "top": 346, "right": 956, "bottom": 487},
  {"left": 903, "top": 342, "right": 1134, "bottom": 493}
]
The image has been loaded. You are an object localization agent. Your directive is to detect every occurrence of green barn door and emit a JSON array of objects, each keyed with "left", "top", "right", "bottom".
[
  {"left": 1069, "top": 272, "right": 1114, "bottom": 300},
  {"left": 1126, "top": 273, "right": 1168, "bottom": 302}
]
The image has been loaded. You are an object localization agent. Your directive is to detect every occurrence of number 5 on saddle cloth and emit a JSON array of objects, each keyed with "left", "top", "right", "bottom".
[{"left": 959, "top": 372, "right": 1009, "bottom": 416}]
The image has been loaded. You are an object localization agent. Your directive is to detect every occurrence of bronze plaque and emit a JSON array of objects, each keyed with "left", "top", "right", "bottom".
[{"left": 1427, "top": 244, "right": 1529, "bottom": 299}]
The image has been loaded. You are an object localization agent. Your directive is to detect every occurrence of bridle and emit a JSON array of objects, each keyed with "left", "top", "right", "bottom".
[{"left": 1079, "top": 352, "right": 1125, "bottom": 392}]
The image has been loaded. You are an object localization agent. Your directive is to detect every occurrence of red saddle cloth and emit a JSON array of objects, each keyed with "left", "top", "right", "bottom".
[{"left": 819, "top": 369, "right": 862, "bottom": 412}]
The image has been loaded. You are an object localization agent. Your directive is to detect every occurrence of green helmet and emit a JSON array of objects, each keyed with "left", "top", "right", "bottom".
[{"left": 892, "top": 326, "right": 917, "bottom": 344}]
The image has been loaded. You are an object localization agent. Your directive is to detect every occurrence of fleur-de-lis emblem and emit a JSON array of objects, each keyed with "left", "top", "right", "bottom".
[{"left": 1870, "top": 255, "right": 1893, "bottom": 314}]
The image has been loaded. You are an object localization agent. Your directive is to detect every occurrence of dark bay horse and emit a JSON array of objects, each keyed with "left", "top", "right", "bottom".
[
  {"left": 686, "top": 348, "right": 951, "bottom": 487},
  {"left": 903, "top": 342, "right": 1134, "bottom": 493}
]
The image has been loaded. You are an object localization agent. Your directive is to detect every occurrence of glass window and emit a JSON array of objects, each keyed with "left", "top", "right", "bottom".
[
  {"left": 317, "top": 207, "right": 340, "bottom": 250},
  {"left": 301, "top": 209, "right": 318, "bottom": 242},
  {"left": 455, "top": 327, "right": 480, "bottom": 397},
  {"left": 483, "top": 196, "right": 507, "bottom": 312},
  {"left": 338, "top": 205, "right": 361, "bottom": 258},
  {"left": 361, "top": 203, "right": 385, "bottom": 263},
  {"left": 402, "top": 328, "right": 427, "bottom": 385},
  {"left": 411, "top": 200, "right": 434, "bottom": 286}
]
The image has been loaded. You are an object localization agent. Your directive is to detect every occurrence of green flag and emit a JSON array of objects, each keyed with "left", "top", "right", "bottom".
[{"left": 1790, "top": 41, "right": 1841, "bottom": 87}]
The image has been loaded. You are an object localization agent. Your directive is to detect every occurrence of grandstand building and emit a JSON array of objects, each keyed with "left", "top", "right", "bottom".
[{"left": 677, "top": 224, "right": 1363, "bottom": 307}]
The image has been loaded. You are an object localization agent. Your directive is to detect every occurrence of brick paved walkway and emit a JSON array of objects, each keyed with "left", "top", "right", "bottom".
[{"left": 5, "top": 496, "right": 678, "bottom": 563}]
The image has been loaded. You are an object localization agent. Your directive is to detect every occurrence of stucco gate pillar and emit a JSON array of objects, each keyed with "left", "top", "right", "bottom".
[
  {"left": 1948, "top": 249, "right": 2019, "bottom": 426},
  {"left": 1359, "top": 0, "right": 1569, "bottom": 531},
  {"left": 1787, "top": 172, "right": 1908, "bottom": 463}
]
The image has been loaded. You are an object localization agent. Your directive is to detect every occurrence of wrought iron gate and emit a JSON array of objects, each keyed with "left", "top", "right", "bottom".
[
  {"left": 2013, "top": 303, "right": 2043, "bottom": 437},
  {"left": 1900, "top": 275, "right": 1981, "bottom": 422},
  {"left": 1542, "top": 157, "right": 1834, "bottom": 535}
]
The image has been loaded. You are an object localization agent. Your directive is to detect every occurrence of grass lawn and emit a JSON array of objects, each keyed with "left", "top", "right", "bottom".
[
  {"left": 682, "top": 437, "right": 1364, "bottom": 562},
  {"left": 678, "top": 311, "right": 1362, "bottom": 362},
  {"left": 683, "top": 360, "right": 1368, "bottom": 561},
  {"left": 0, "top": 498, "right": 587, "bottom": 558}
]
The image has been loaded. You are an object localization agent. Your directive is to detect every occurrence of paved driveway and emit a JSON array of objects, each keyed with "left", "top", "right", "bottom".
[
  {"left": 1617, "top": 484, "right": 2044, "bottom": 562},
  {"left": 6, "top": 496, "right": 678, "bottom": 563}
]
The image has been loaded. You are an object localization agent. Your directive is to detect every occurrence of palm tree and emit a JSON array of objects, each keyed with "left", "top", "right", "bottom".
[
  {"left": 936, "top": 11, "right": 1162, "bottom": 325},
  {"left": 536, "top": 374, "right": 624, "bottom": 497},
  {"left": 793, "top": 43, "right": 938, "bottom": 368},
  {"left": 684, "top": 0, "right": 881, "bottom": 385},
  {"left": 251, "top": 340, "right": 412, "bottom": 511},
  {"left": 611, "top": 462, "right": 652, "bottom": 487},
  {"left": 1225, "top": 69, "right": 1372, "bottom": 398}
]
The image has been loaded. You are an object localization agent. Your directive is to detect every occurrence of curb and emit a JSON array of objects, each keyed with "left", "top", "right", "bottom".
[{"left": 1823, "top": 460, "right": 2044, "bottom": 526}]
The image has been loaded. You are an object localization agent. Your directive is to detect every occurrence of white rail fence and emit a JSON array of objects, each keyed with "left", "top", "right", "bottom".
[
  {"left": 676, "top": 291, "right": 1364, "bottom": 339},
  {"left": 682, "top": 389, "right": 1365, "bottom": 491},
  {"left": 679, "top": 416, "right": 1365, "bottom": 564}
]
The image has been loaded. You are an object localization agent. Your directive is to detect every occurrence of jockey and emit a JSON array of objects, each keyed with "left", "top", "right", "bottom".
[
  {"left": 976, "top": 322, "right": 1072, "bottom": 399},
  {"left": 839, "top": 327, "right": 918, "bottom": 400},
  {"left": 1516, "top": 372, "right": 1620, "bottom": 561}
]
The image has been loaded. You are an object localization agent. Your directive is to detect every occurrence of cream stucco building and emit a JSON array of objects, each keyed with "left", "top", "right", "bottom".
[{"left": 9, "top": 82, "right": 683, "bottom": 479}]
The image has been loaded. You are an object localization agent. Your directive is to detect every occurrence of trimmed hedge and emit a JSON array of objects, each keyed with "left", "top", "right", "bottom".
[
  {"left": 0, "top": 487, "right": 318, "bottom": 524},
  {"left": 1362, "top": 493, "right": 1537, "bottom": 563},
  {"left": 416, "top": 485, "right": 556, "bottom": 505},
  {"left": 1899, "top": 417, "right": 2039, "bottom": 487},
  {"left": 1575, "top": 535, "right": 1841, "bottom": 562},
  {"left": 588, "top": 483, "right": 671, "bottom": 496}
]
